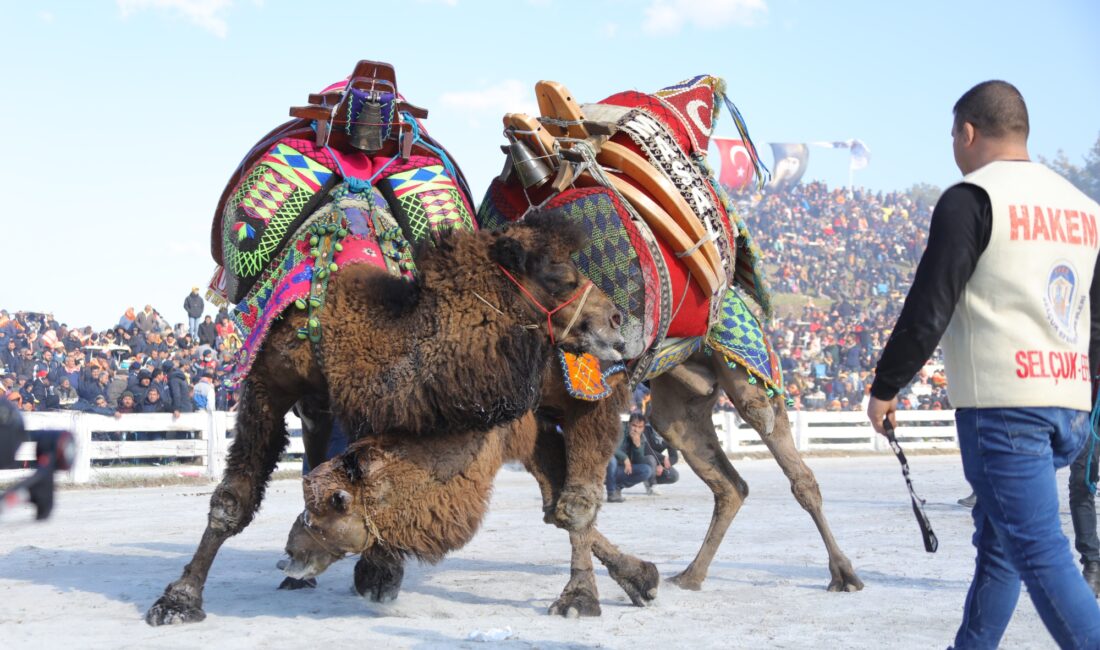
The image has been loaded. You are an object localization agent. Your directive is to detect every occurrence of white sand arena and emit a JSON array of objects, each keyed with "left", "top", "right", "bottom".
[{"left": 0, "top": 454, "right": 1070, "bottom": 649}]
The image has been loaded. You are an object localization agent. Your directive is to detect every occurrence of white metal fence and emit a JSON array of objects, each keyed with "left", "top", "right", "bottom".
[{"left": 4, "top": 409, "right": 958, "bottom": 484}]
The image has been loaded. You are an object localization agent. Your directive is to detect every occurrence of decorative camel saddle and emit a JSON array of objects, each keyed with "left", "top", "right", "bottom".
[
  {"left": 478, "top": 75, "right": 788, "bottom": 399},
  {"left": 205, "top": 61, "right": 477, "bottom": 380}
]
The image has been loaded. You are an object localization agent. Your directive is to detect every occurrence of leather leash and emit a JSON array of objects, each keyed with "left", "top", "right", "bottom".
[{"left": 883, "top": 417, "right": 939, "bottom": 553}]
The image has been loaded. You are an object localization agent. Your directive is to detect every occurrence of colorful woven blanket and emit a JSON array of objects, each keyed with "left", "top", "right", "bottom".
[
  {"left": 478, "top": 74, "right": 784, "bottom": 396},
  {"left": 215, "top": 144, "right": 475, "bottom": 383}
]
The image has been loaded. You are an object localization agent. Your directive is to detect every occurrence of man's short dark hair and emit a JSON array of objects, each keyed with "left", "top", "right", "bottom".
[
  {"left": 953, "top": 80, "right": 1029, "bottom": 139},
  {"left": 628, "top": 413, "right": 647, "bottom": 425}
]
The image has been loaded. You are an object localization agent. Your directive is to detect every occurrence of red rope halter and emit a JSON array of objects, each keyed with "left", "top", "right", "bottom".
[{"left": 497, "top": 265, "right": 593, "bottom": 346}]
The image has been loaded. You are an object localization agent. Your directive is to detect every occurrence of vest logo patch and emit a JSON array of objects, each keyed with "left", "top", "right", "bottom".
[{"left": 1044, "top": 261, "right": 1085, "bottom": 344}]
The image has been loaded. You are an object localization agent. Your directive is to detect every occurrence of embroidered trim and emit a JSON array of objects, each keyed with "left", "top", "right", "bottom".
[{"left": 558, "top": 349, "right": 626, "bottom": 401}]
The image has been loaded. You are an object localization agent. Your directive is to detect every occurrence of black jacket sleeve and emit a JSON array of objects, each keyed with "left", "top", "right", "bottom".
[{"left": 870, "top": 185, "right": 991, "bottom": 400}]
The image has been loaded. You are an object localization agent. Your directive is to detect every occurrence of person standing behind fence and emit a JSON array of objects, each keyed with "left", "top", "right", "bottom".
[
  {"left": 192, "top": 372, "right": 215, "bottom": 412},
  {"left": 866, "top": 80, "right": 1100, "bottom": 648}
]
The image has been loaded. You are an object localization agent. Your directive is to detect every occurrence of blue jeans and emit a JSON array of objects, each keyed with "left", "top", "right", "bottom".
[
  {"left": 953, "top": 407, "right": 1100, "bottom": 649},
  {"left": 301, "top": 420, "right": 349, "bottom": 474},
  {"left": 188, "top": 316, "right": 200, "bottom": 338},
  {"left": 1070, "top": 434, "right": 1100, "bottom": 565},
  {"left": 605, "top": 456, "right": 654, "bottom": 493}
]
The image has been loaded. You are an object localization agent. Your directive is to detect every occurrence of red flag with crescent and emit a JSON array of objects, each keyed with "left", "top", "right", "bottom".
[{"left": 713, "top": 137, "right": 754, "bottom": 192}]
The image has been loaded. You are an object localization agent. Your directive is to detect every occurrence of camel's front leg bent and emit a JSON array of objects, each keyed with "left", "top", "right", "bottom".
[
  {"left": 541, "top": 374, "right": 629, "bottom": 532},
  {"left": 524, "top": 419, "right": 659, "bottom": 611},
  {"left": 145, "top": 372, "right": 298, "bottom": 625}
]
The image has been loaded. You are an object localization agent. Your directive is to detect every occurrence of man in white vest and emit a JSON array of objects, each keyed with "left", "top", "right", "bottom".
[{"left": 868, "top": 80, "right": 1100, "bottom": 649}]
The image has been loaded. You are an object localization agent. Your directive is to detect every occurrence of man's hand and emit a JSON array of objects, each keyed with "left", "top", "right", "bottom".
[
  {"left": 656, "top": 464, "right": 664, "bottom": 477},
  {"left": 868, "top": 396, "right": 898, "bottom": 436},
  {"left": 663, "top": 457, "right": 671, "bottom": 470},
  {"left": 624, "top": 459, "right": 633, "bottom": 475}
]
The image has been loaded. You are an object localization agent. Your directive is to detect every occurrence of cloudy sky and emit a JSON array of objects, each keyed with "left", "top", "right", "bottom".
[{"left": 2, "top": 0, "right": 1098, "bottom": 329}]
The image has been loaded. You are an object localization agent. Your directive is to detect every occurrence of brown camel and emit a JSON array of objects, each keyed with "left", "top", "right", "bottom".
[
  {"left": 145, "top": 211, "right": 628, "bottom": 626},
  {"left": 451, "top": 350, "right": 865, "bottom": 617},
  {"left": 278, "top": 408, "right": 659, "bottom": 613}
]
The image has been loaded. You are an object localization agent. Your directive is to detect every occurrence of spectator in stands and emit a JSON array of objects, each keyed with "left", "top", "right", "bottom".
[
  {"left": 197, "top": 315, "right": 217, "bottom": 348},
  {"left": 116, "top": 391, "right": 137, "bottom": 414},
  {"left": 135, "top": 305, "right": 157, "bottom": 334},
  {"left": 164, "top": 361, "right": 193, "bottom": 414},
  {"left": 131, "top": 370, "right": 153, "bottom": 403},
  {"left": 56, "top": 376, "right": 78, "bottom": 409},
  {"left": 193, "top": 372, "right": 216, "bottom": 412}
]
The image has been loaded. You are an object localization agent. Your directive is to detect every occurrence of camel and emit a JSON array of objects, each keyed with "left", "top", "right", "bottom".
[
  {"left": 310, "top": 361, "right": 864, "bottom": 618},
  {"left": 145, "top": 211, "right": 628, "bottom": 625},
  {"left": 278, "top": 408, "right": 659, "bottom": 613},
  {"left": 444, "top": 75, "right": 867, "bottom": 614}
]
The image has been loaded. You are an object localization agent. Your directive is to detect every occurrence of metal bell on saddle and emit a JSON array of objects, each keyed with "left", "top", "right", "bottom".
[
  {"left": 349, "top": 98, "right": 385, "bottom": 152},
  {"left": 507, "top": 136, "right": 552, "bottom": 188}
]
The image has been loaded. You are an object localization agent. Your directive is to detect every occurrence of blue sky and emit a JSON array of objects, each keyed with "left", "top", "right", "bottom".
[{"left": 2, "top": 0, "right": 1098, "bottom": 330}]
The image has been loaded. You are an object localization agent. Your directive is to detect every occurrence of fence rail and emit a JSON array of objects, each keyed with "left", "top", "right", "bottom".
[{"left": 3, "top": 409, "right": 958, "bottom": 484}]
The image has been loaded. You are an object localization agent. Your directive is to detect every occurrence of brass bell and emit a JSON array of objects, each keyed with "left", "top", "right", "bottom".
[
  {"left": 349, "top": 98, "right": 384, "bottom": 152},
  {"left": 508, "top": 137, "right": 552, "bottom": 189}
]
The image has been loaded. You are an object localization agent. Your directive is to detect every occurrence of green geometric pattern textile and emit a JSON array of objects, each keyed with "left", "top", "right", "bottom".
[
  {"left": 706, "top": 288, "right": 784, "bottom": 394},
  {"left": 224, "top": 171, "right": 313, "bottom": 278}
]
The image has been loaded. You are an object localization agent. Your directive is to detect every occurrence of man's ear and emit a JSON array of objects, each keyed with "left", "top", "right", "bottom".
[{"left": 960, "top": 121, "right": 976, "bottom": 146}]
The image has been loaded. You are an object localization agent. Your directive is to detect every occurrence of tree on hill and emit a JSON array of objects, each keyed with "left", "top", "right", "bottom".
[{"left": 1041, "top": 132, "right": 1100, "bottom": 203}]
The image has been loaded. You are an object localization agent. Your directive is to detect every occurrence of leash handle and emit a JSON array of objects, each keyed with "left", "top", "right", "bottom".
[{"left": 883, "top": 417, "right": 939, "bottom": 553}]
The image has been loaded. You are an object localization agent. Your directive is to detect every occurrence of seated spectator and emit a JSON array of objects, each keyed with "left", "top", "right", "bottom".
[
  {"left": 643, "top": 418, "right": 680, "bottom": 493},
  {"left": 605, "top": 413, "right": 657, "bottom": 503},
  {"left": 56, "top": 377, "right": 78, "bottom": 409}
]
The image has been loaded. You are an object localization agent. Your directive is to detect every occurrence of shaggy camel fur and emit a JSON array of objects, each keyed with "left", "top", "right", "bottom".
[
  {"left": 278, "top": 410, "right": 659, "bottom": 612},
  {"left": 145, "top": 212, "right": 627, "bottom": 626}
]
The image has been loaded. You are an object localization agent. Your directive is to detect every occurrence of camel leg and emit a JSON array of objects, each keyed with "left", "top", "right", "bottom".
[
  {"left": 648, "top": 355, "right": 750, "bottom": 591},
  {"left": 549, "top": 382, "right": 628, "bottom": 533},
  {"left": 353, "top": 547, "right": 405, "bottom": 602},
  {"left": 145, "top": 373, "right": 298, "bottom": 625},
  {"left": 716, "top": 358, "right": 863, "bottom": 592},
  {"left": 549, "top": 528, "right": 602, "bottom": 617},
  {"left": 590, "top": 530, "right": 660, "bottom": 607},
  {"left": 524, "top": 419, "right": 659, "bottom": 609}
]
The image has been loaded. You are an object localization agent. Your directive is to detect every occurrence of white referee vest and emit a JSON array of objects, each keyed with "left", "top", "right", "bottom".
[{"left": 941, "top": 160, "right": 1100, "bottom": 410}]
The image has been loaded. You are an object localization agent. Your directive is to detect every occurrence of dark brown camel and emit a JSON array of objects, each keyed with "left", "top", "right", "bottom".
[
  {"left": 278, "top": 409, "right": 659, "bottom": 612},
  {"left": 145, "top": 212, "right": 627, "bottom": 626},
  {"left": 336, "top": 360, "right": 866, "bottom": 620}
]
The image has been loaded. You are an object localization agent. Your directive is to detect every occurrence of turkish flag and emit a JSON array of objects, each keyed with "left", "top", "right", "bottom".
[{"left": 713, "top": 137, "right": 754, "bottom": 192}]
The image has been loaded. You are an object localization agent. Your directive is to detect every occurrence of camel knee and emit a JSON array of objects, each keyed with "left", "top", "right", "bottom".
[
  {"left": 744, "top": 404, "right": 776, "bottom": 437},
  {"left": 789, "top": 473, "right": 823, "bottom": 511},
  {"left": 207, "top": 483, "right": 252, "bottom": 534}
]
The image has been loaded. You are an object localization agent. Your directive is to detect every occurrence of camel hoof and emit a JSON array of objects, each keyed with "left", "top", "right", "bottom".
[
  {"left": 354, "top": 557, "right": 404, "bottom": 603},
  {"left": 145, "top": 595, "right": 206, "bottom": 626},
  {"left": 667, "top": 571, "right": 703, "bottom": 591},
  {"left": 608, "top": 559, "right": 660, "bottom": 606},
  {"left": 277, "top": 577, "right": 317, "bottom": 590},
  {"left": 827, "top": 574, "right": 865, "bottom": 593},
  {"left": 554, "top": 486, "right": 600, "bottom": 531},
  {"left": 548, "top": 589, "right": 601, "bottom": 617}
]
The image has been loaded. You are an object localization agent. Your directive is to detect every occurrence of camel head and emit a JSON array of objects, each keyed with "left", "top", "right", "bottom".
[
  {"left": 280, "top": 445, "right": 384, "bottom": 581},
  {"left": 489, "top": 209, "right": 626, "bottom": 361}
]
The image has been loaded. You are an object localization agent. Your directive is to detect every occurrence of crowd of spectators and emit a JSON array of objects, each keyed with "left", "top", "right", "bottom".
[
  {"left": 736, "top": 181, "right": 949, "bottom": 411},
  {"left": 2, "top": 181, "right": 949, "bottom": 417},
  {"left": 0, "top": 297, "right": 241, "bottom": 418}
]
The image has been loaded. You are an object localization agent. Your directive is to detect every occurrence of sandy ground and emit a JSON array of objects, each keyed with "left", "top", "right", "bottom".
[{"left": 0, "top": 454, "right": 1072, "bottom": 649}]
